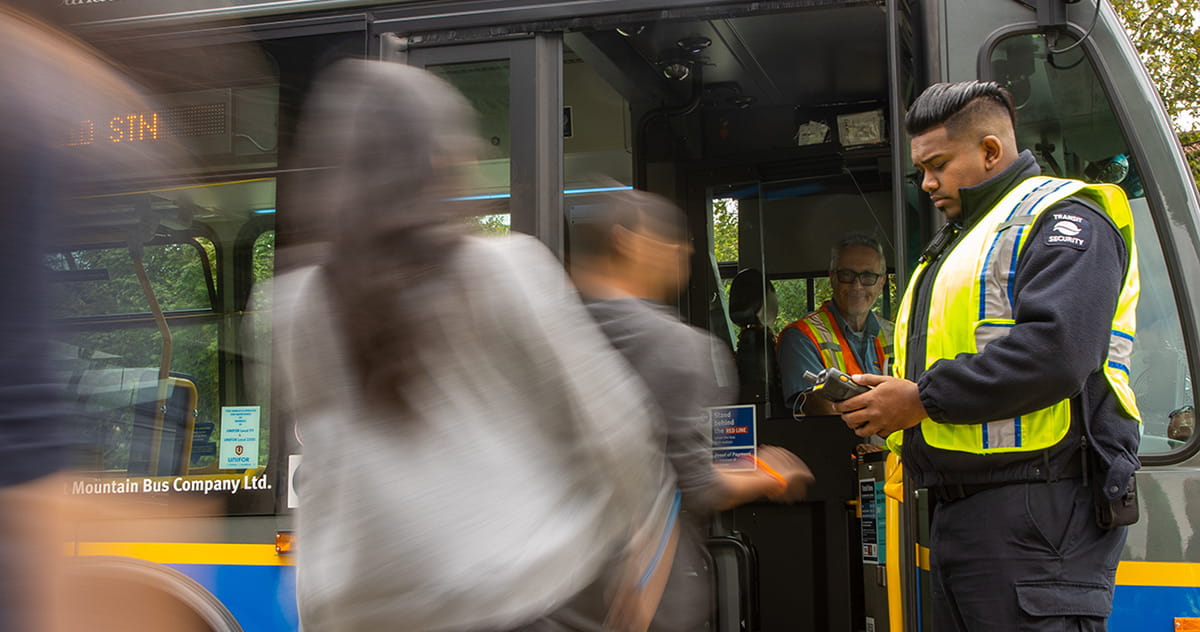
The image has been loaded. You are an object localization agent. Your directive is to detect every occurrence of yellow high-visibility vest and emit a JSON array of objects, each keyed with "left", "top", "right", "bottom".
[{"left": 889, "top": 176, "right": 1140, "bottom": 455}]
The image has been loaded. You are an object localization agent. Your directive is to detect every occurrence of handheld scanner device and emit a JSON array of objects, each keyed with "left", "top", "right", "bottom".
[{"left": 802, "top": 368, "right": 870, "bottom": 402}]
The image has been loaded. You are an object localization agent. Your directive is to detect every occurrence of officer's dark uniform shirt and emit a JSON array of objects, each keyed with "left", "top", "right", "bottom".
[{"left": 901, "top": 151, "right": 1140, "bottom": 497}]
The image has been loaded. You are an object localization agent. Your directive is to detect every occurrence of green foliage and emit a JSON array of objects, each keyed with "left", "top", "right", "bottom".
[
  {"left": 249, "top": 231, "right": 276, "bottom": 467},
  {"left": 48, "top": 241, "right": 214, "bottom": 316},
  {"left": 712, "top": 198, "right": 739, "bottom": 263},
  {"left": 1111, "top": 0, "right": 1200, "bottom": 130},
  {"left": 1111, "top": 0, "right": 1200, "bottom": 187},
  {"left": 252, "top": 230, "right": 275, "bottom": 284},
  {"left": 1182, "top": 129, "right": 1200, "bottom": 184},
  {"left": 475, "top": 213, "right": 512, "bottom": 235},
  {"left": 249, "top": 231, "right": 276, "bottom": 314},
  {"left": 772, "top": 278, "right": 811, "bottom": 333}
]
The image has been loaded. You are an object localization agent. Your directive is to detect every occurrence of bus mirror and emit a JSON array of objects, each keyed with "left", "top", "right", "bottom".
[{"left": 1168, "top": 406, "right": 1194, "bottom": 442}]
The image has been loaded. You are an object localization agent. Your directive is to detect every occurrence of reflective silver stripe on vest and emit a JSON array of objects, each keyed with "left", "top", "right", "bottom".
[
  {"left": 807, "top": 316, "right": 840, "bottom": 354},
  {"left": 983, "top": 418, "right": 1018, "bottom": 450},
  {"left": 974, "top": 180, "right": 1076, "bottom": 450},
  {"left": 1109, "top": 329, "right": 1134, "bottom": 376},
  {"left": 974, "top": 322, "right": 1013, "bottom": 351},
  {"left": 978, "top": 180, "right": 1076, "bottom": 323}
]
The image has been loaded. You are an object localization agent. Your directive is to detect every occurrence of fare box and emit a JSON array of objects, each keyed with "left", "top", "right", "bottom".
[
  {"left": 219, "top": 406, "right": 261, "bottom": 470},
  {"left": 709, "top": 404, "right": 756, "bottom": 471}
]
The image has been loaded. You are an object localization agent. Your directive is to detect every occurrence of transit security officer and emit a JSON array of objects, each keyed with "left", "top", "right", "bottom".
[
  {"left": 778, "top": 233, "right": 893, "bottom": 415},
  {"left": 834, "top": 81, "right": 1140, "bottom": 630}
]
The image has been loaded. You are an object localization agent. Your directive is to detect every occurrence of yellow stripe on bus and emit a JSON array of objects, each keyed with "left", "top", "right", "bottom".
[
  {"left": 77, "top": 177, "right": 275, "bottom": 199},
  {"left": 73, "top": 542, "right": 294, "bottom": 566},
  {"left": 915, "top": 544, "right": 931, "bottom": 572},
  {"left": 1116, "top": 561, "right": 1200, "bottom": 587}
]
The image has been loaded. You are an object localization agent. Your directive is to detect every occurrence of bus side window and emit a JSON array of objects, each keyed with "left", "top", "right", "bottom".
[
  {"left": 49, "top": 238, "right": 220, "bottom": 473},
  {"left": 990, "top": 33, "right": 1193, "bottom": 455}
]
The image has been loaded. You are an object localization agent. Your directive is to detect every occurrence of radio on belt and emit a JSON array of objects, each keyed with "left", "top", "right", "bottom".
[{"left": 802, "top": 368, "right": 871, "bottom": 402}]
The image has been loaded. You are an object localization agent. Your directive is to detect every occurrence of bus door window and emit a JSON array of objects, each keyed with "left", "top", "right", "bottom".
[
  {"left": 709, "top": 189, "right": 771, "bottom": 412},
  {"left": 990, "top": 33, "right": 1194, "bottom": 457},
  {"left": 426, "top": 59, "right": 514, "bottom": 233},
  {"left": 561, "top": 45, "right": 633, "bottom": 191},
  {"left": 244, "top": 227, "right": 276, "bottom": 471},
  {"left": 752, "top": 176, "right": 896, "bottom": 418}
]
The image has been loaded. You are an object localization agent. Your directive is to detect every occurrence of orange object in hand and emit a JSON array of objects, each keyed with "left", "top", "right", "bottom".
[{"left": 742, "top": 454, "right": 788, "bottom": 494}]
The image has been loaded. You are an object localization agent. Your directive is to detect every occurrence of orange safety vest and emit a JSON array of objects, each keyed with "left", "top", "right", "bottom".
[{"left": 782, "top": 301, "right": 893, "bottom": 375}]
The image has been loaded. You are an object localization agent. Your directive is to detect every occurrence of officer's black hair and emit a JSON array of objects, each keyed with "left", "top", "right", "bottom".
[{"left": 904, "top": 81, "right": 1017, "bottom": 139}]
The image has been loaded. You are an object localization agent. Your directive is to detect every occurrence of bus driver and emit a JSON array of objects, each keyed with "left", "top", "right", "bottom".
[{"left": 778, "top": 233, "right": 893, "bottom": 415}]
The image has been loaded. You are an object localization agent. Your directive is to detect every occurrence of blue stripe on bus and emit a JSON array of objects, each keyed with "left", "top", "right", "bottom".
[
  {"left": 169, "top": 563, "right": 298, "bottom": 632},
  {"left": 1110, "top": 584, "right": 1200, "bottom": 631},
  {"left": 448, "top": 185, "right": 634, "bottom": 201}
]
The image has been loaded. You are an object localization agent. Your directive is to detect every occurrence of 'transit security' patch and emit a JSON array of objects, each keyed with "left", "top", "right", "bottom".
[{"left": 1044, "top": 211, "right": 1091, "bottom": 251}]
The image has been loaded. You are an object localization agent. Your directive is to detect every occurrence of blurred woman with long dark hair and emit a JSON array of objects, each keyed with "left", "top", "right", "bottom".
[{"left": 273, "top": 60, "right": 677, "bottom": 632}]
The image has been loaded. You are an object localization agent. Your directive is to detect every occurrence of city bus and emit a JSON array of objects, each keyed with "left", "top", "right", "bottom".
[{"left": 46, "top": 0, "right": 1200, "bottom": 629}]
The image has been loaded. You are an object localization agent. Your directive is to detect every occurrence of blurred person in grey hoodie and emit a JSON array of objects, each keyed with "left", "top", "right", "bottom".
[
  {"left": 272, "top": 60, "right": 678, "bottom": 632},
  {"left": 565, "top": 188, "right": 814, "bottom": 632}
]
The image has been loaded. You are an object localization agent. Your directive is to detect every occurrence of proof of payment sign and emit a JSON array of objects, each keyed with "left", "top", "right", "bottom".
[{"left": 709, "top": 404, "right": 756, "bottom": 470}]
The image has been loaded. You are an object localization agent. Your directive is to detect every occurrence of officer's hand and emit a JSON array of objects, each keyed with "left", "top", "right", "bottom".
[{"left": 833, "top": 374, "right": 927, "bottom": 438}]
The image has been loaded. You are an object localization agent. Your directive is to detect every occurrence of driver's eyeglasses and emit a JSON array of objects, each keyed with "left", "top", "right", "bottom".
[{"left": 835, "top": 269, "right": 882, "bottom": 286}]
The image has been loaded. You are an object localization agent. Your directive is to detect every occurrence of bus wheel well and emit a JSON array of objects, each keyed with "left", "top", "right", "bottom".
[{"left": 62, "top": 556, "right": 244, "bottom": 632}]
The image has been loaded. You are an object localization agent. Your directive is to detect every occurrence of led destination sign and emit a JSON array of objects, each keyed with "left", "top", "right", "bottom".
[
  {"left": 68, "top": 101, "right": 228, "bottom": 147},
  {"left": 69, "top": 112, "right": 160, "bottom": 145}
]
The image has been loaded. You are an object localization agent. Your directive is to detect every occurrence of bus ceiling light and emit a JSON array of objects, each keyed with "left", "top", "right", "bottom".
[
  {"left": 677, "top": 36, "right": 711, "bottom": 55},
  {"left": 661, "top": 60, "right": 691, "bottom": 81},
  {"left": 615, "top": 25, "right": 644, "bottom": 37}
]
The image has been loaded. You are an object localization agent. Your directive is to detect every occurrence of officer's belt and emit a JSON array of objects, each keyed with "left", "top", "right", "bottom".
[{"left": 929, "top": 455, "right": 1084, "bottom": 502}]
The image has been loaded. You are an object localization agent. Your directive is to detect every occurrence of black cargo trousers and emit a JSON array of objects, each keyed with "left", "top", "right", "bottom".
[{"left": 929, "top": 478, "right": 1125, "bottom": 631}]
